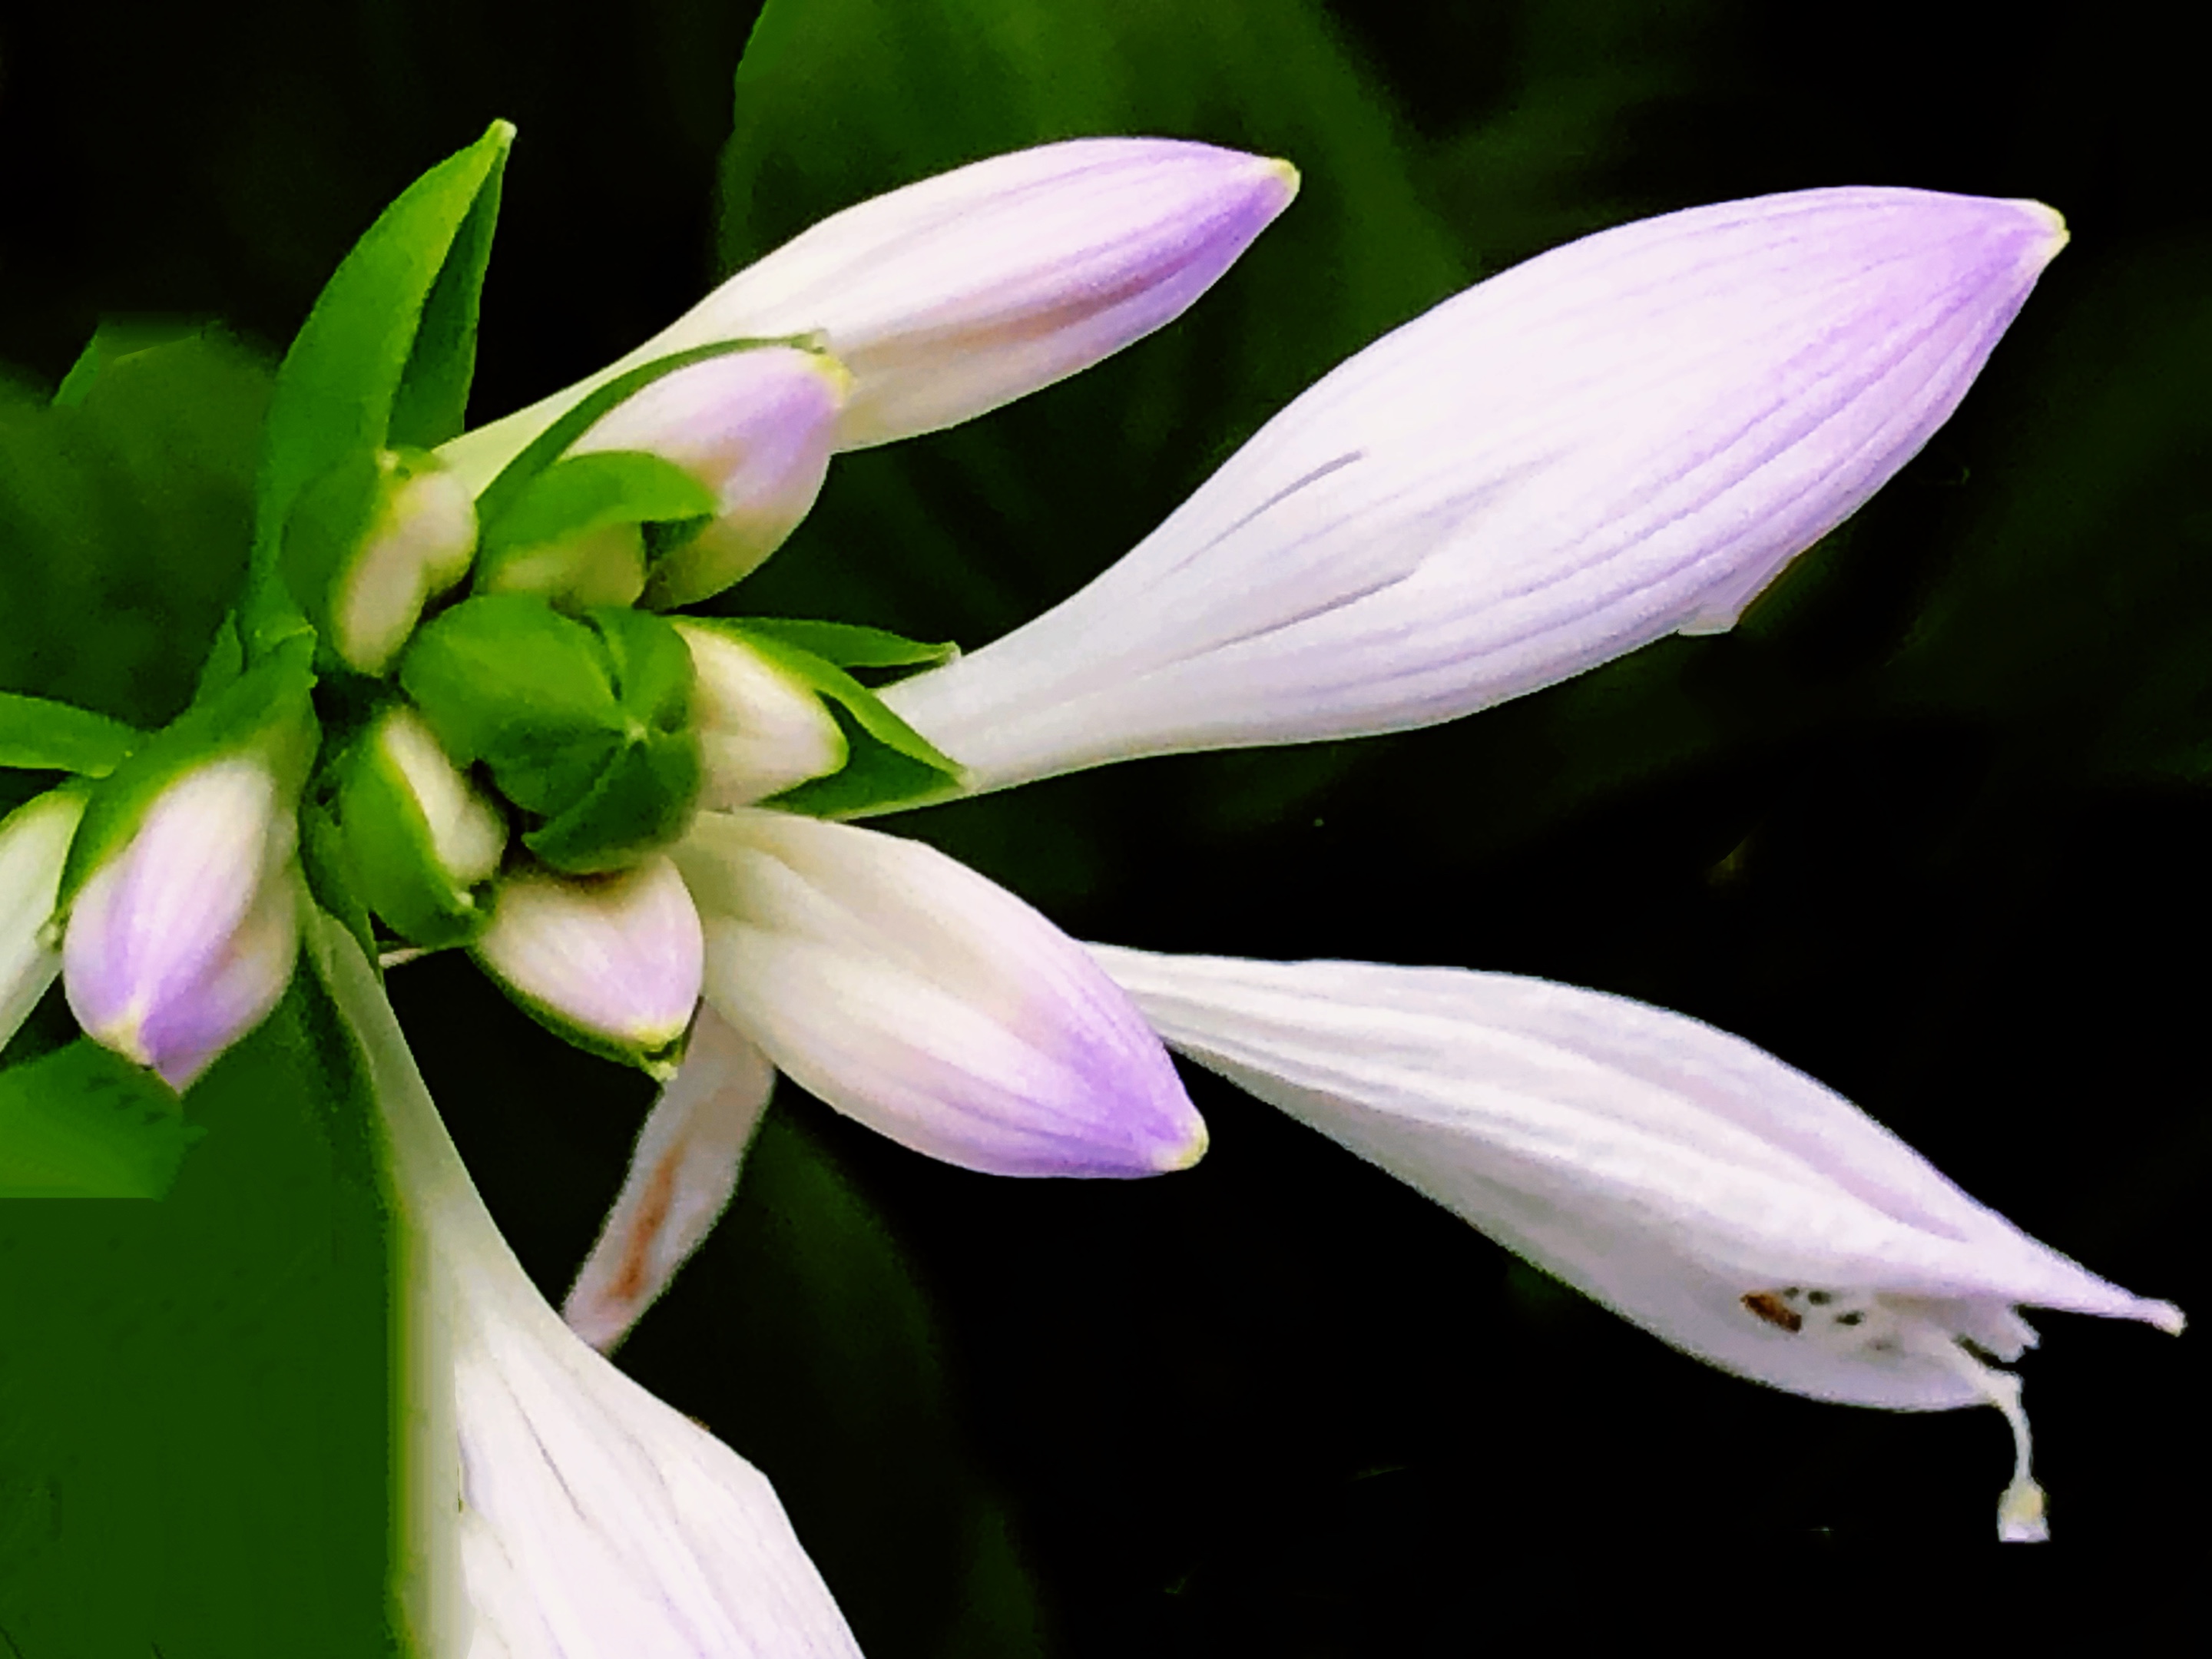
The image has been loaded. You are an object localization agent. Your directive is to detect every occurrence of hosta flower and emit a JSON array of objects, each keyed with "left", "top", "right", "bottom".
[
  {"left": 883, "top": 187, "right": 2071, "bottom": 789},
  {"left": 1087, "top": 948, "right": 2184, "bottom": 1541},
  {"left": 310, "top": 913, "right": 860, "bottom": 1656},
  {"left": 556, "top": 184, "right": 2076, "bottom": 1359}
]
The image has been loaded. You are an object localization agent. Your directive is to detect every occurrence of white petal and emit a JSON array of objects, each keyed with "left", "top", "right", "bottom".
[
  {"left": 886, "top": 189, "right": 2068, "bottom": 792},
  {"left": 442, "top": 138, "right": 1296, "bottom": 482},
  {"left": 308, "top": 911, "right": 863, "bottom": 1659},
  {"left": 1091, "top": 945, "right": 2181, "bottom": 1412},
  {"left": 0, "top": 790, "right": 84, "bottom": 1049},
  {"left": 676, "top": 810, "right": 1203, "bottom": 1177},
  {"left": 564, "top": 1006, "right": 775, "bottom": 1353},
  {"left": 473, "top": 859, "right": 704, "bottom": 1069}
]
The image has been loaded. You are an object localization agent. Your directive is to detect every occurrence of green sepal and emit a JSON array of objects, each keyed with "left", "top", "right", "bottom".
[
  {"left": 522, "top": 732, "right": 701, "bottom": 873},
  {"left": 688, "top": 620, "right": 964, "bottom": 817},
  {"left": 250, "top": 121, "right": 514, "bottom": 647},
  {"left": 0, "top": 692, "right": 139, "bottom": 777},
  {"left": 0, "top": 1038, "right": 207, "bottom": 1197},
  {"left": 52, "top": 318, "right": 212, "bottom": 410},
  {"left": 58, "top": 634, "right": 321, "bottom": 909},
  {"left": 522, "top": 608, "right": 701, "bottom": 872},
  {"left": 725, "top": 618, "right": 959, "bottom": 671},
  {"left": 475, "top": 450, "right": 719, "bottom": 604},
  {"left": 472, "top": 336, "right": 820, "bottom": 531},
  {"left": 396, "top": 594, "right": 625, "bottom": 816},
  {"left": 334, "top": 719, "right": 500, "bottom": 950}
]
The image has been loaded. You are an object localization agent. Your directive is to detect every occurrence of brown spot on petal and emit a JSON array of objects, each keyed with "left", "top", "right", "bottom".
[
  {"left": 608, "top": 1141, "right": 685, "bottom": 1304},
  {"left": 1742, "top": 1291, "right": 1803, "bottom": 1333}
]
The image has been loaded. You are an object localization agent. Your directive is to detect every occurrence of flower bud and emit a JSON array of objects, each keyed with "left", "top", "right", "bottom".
[
  {"left": 438, "top": 139, "right": 1299, "bottom": 485},
  {"left": 61, "top": 757, "right": 301, "bottom": 1089},
  {"left": 674, "top": 623, "right": 846, "bottom": 809},
  {"left": 285, "top": 448, "right": 478, "bottom": 676},
  {"left": 399, "top": 597, "right": 704, "bottom": 874},
  {"left": 342, "top": 706, "right": 508, "bottom": 948},
  {"left": 886, "top": 188, "right": 2071, "bottom": 791},
  {"left": 1, "top": 789, "right": 86, "bottom": 1049},
  {"left": 472, "top": 857, "right": 703, "bottom": 1075},
  {"left": 568, "top": 348, "right": 849, "bottom": 608}
]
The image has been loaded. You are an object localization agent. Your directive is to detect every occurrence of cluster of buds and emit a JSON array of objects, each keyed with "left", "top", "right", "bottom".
[{"left": 4, "top": 132, "right": 1299, "bottom": 1098}]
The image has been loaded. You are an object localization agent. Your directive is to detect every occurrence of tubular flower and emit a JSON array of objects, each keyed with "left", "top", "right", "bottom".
[
  {"left": 882, "top": 188, "right": 2071, "bottom": 791},
  {"left": 310, "top": 914, "right": 861, "bottom": 1657},
  {"left": 555, "top": 184, "right": 2075, "bottom": 1366},
  {"left": 1089, "top": 947, "right": 2184, "bottom": 1541}
]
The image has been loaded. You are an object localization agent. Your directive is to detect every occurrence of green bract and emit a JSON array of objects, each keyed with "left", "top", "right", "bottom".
[
  {"left": 0, "top": 690, "right": 139, "bottom": 777},
  {"left": 474, "top": 449, "right": 719, "bottom": 608},
  {"left": 282, "top": 446, "right": 478, "bottom": 675},
  {"left": 688, "top": 619, "right": 965, "bottom": 818},
  {"left": 398, "top": 596, "right": 702, "bottom": 873},
  {"left": 338, "top": 708, "right": 507, "bottom": 950},
  {"left": 245, "top": 121, "right": 512, "bottom": 660}
]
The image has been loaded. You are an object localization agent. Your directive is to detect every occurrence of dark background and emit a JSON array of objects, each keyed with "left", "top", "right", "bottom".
[{"left": 2, "top": 1, "right": 2206, "bottom": 1651}]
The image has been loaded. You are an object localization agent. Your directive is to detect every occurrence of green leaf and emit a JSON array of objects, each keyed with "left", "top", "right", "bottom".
[
  {"left": 0, "top": 974, "right": 396, "bottom": 1649},
  {"left": 0, "top": 333, "right": 268, "bottom": 735},
  {"left": 253, "top": 121, "right": 515, "bottom": 593},
  {"left": 388, "top": 138, "right": 510, "bottom": 452},
  {"left": 0, "top": 1038, "right": 203, "bottom": 1198},
  {"left": 732, "top": 617, "right": 960, "bottom": 671},
  {"left": 472, "top": 336, "right": 819, "bottom": 531},
  {"left": 51, "top": 318, "right": 214, "bottom": 410},
  {"left": 0, "top": 691, "right": 138, "bottom": 776}
]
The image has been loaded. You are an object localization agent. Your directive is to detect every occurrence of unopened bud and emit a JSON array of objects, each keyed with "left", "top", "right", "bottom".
[
  {"left": 568, "top": 348, "right": 847, "bottom": 608},
  {"left": 286, "top": 448, "right": 478, "bottom": 676},
  {"left": 343, "top": 706, "right": 508, "bottom": 948},
  {"left": 472, "top": 856, "right": 703, "bottom": 1075},
  {"left": 61, "top": 757, "right": 301, "bottom": 1089},
  {"left": 674, "top": 623, "right": 846, "bottom": 808},
  {"left": 1, "top": 790, "right": 86, "bottom": 1049}
]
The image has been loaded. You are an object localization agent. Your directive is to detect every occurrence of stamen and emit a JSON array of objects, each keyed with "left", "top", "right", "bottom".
[{"left": 1914, "top": 1323, "right": 2048, "bottom": 1543}]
